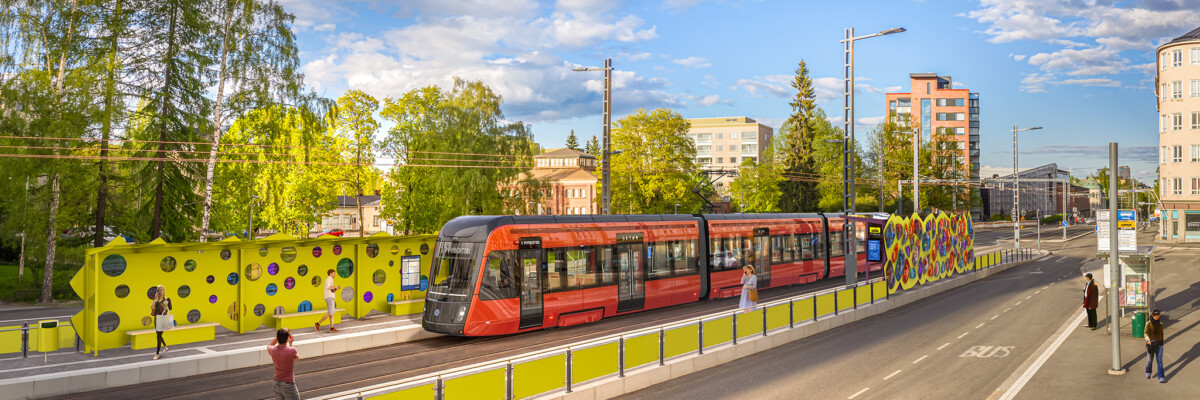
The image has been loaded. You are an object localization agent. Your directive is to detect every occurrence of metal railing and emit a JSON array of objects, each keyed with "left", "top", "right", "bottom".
[
  {"left": 0, "top": 321, "right": 82, "bottom": 358},
  {"left": 317, "top": 249, "right": 1032, "bottom": 400}
]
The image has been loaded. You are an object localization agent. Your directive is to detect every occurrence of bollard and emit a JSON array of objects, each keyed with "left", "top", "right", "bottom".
[
  {"left": 762, "top": 305, "right": 768, "bottom": 336},
  {"left": 812, "top": 294, "right": 818, "bottom": 321},
  {"left": 732, "top": 312, "right": 738, "bottom": 345},
  {"left": 618, "top": 337, "right": 626, "bottom": 377},
  {"left": 22, "top": 323, "right": 28, "bottom": 359},
  {"left": 834, "top": 290, "right": 839, "bottom": 315},
  {"left": 698, "top": 320, "right": 704, "bottom": 354},
  {"left": 789, "top": 300, "right": 795, "bottom": 328},
  {"left": 658, "top": 328, "right": 665, "bottom": 366},
  {"left": 853, "top": 284, "right": 858, "bottom": 310},
  {"left": 434, "top": 376, "right": 444, "bottom": 400}
]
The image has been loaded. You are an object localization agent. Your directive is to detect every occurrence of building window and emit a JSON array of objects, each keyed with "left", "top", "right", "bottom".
[
  {"left": 1193, "top": 48, "right": 1200, "bottom": 65},
  {"left": 1162, "top": 52, "right": 1169, "bottom": 69},
  {"left": 1192, "top": 178, "right": 1200, "bottom": 195},
  {"left": 1194, "top": 112, "right": 1200, "bottom": 130},
  {"left": 1174, "top": 145, "right": 1183, "bottom": 163},
  {"left": 1173, "top": 49, "right": 1183, "bottom": 67},
  {"left": 1174, "top": 178, "right": 1183, "bottom": 195},
  {"left": 926, "top": 82, "right": 931, "bottom": 93},
  {"left": 741, "top": 132, "right": 756, "bottom": 140},
  {"left": 697, "top": 145, "right": 711, "bottom": 153},
  {"left": 1173, "top": 81, "right": 1183, "bottom": 99},
  {"left": 1192, "top": 80, "right": 1200, "bottom": 97},
  {"left": 1162, "top": 114, "right": 1168, "bottom": 132},
  {"left": 935, "top": 98, "right": 964, "bottom": 107},
  {"left": 741, "top": 144, "right": 757, "bottom": 152},
  {"left": 730, "top": 157, "right": 737, "bottom": 164},
  {"left": 716, "top": 157, "right": 723, "bottom": 164},
  {"left": 730, "top": 132, "right": 738, "bottom": 139},
  {"left": 716, "top": 133, "right": 723, "bottom": 139},
  {"left": 1174, "top": 113, "right": 1184, "bottom": 130},
  {"left": 1192, "top": 145, "right": 1200, "bottom": 162}
]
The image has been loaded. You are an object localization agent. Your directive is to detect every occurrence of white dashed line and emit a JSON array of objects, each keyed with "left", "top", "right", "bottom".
[
  {"left": 848, "top": 387, "right": 870, "bottom": 399},
  {"left": 937, "top": 343, "right": 951, "bottom": 350},
  {"left": 1015, "top": 301, "right": 1022, "bottom": 306},
  {"left": 958, "top": 332, "right": 970, "bottom": 339},
  {"left": 884, "top": 370, "right": 902, "bottom": 380},
  {"left": 1035, "top": 290, "right": 1041, "bottom": 294},
  {"left": 976, "top": 323, "right": 986, "bottom": 329},
  {"left": 1025, "top": 295, "right": 1032, "bottom": 300},
  {"left": 992, "top": 315, "right": 1000, "bottom": 320},
  {"left": 1004, "top": 308, "right": 1011, "bottom": 312},
  {"left": 913, "top": 355, "right": 928, "bottom": 364}
]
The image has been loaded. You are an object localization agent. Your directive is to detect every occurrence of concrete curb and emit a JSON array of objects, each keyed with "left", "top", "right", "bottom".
[
  {"left": 0, "top": 322, "right": 439, "bottom": 399},
  {"left": 535, "top": 255, "right": 1045, "bottom": 400}
]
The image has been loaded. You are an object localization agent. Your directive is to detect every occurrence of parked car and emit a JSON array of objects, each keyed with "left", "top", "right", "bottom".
[{"left": 319, "top": 228, "right": 345, "bottom": 237}]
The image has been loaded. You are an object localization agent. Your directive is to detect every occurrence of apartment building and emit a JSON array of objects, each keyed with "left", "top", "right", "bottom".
[
  {"left": 1156, "top": 26, "right": 1200, "bottom": 242},
  {"left": 686, "top": 117, "right": 775, "bottom": 195}
]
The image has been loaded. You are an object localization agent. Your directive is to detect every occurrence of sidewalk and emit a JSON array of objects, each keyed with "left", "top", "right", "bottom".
[{"left": 1010, "top": 235, "right": 1200, "bottom": 398}]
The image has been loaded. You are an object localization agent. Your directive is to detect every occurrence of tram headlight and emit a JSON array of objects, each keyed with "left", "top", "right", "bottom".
[{"left": 455, "top": 305, "right": 467, "bottom": 322}]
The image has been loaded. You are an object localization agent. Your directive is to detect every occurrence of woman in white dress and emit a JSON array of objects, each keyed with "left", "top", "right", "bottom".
[
  {"left": 740, "top": 265, "right": 757, "bottom": 312},
  {"left": 150, "top": 285, "right": 172, "bottom": 360}
]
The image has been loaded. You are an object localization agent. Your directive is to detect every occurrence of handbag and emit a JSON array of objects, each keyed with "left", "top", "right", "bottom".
[
  {"left": 748, "top": 289, "right": 759, "bottom": 302},
  {"left": 155, "top": 314, "right": 175, "bottom": 331}
]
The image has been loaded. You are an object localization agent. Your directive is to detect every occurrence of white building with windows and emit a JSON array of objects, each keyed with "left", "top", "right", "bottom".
[
  {"left": 1156, "top": 26, "right": 1200, "bottom": 242},
  {"left": 685, "top": 117, "right": 774, "bottom": 197}
]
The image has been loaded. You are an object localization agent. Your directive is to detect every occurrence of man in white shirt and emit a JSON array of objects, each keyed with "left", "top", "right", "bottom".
[{"left": 316, "top": 269, "right": 340, "bottom": 333}]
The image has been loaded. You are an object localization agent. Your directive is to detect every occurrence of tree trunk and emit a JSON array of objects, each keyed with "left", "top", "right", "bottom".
[
  {"left": 200, "top": 6, "right": 236, "bottom": 241},
  {"left": 40, "top": 174, "right": 60, "bottom": 303},
  {"left": 150, "top": 0, "right": 180, "bottom": 240}
]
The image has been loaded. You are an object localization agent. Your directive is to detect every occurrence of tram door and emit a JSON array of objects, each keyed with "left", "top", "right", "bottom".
[
  {"left": 518, "top": 245, "right": 544, "bottom": 329},
  {"left": 753, "top": 228, "right": 771, "bottom": 288},
  {"left": 616, "top": 233, "right": 646, "bottom": 312}
]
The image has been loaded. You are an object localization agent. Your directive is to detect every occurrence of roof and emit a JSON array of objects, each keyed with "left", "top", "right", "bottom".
[
  {"left": 535, "top": 148, "right": 595, "bottom": 159},
  {"left": 1165, "top": 26, "right": 1200, "bottom": 46},
  {"left": 437, "top": 213, "right": 831, "bottom": 242},
  {"left": 334, "top": 195, "right": 381, "bottom": 207},
  {"left": 529, "top": 168, "right": 599, "bottom": 182}
]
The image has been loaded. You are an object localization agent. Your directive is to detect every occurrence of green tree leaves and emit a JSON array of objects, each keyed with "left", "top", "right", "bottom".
[
  {"left": 777, "top": 60, "right": 820, "bottom": 212},
  {"left": 606, "top": 108, "right": 701, "bottom": 214}
]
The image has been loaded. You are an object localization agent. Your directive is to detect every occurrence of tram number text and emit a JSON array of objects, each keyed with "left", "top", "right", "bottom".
[{"left": 958, "top": 346, "right": 1014, "bottom": 358}]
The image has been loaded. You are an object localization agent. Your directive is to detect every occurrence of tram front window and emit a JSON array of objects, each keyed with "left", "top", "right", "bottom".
[{"left": 428, "top": 242, "right": 483, "bottom": 302}]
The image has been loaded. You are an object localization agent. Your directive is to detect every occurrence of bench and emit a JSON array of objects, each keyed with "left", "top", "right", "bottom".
[
  {"left": 272, "top": 308, "right": 345, "bottom": 331},
  {"left": 127, "top": 322, "right": 220, "bottom": 350},
  {"left": 388, "top": 300, "right": 424, "bottom": 316}
]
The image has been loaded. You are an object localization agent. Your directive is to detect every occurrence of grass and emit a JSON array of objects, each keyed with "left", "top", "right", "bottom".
[{"left": 0, "top": 263, "right": 79, "bottom": 303}]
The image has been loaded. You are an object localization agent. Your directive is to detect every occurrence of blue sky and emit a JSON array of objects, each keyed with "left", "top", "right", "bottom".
[{"left": 282, "top": 0, "right": 1200, "bottom": 183}]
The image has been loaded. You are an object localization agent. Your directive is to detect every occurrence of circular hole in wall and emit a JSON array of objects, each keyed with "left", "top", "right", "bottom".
[
  {"left": 114, "top": 284, "right": 130, "bottom": 298},
  {"left": 267, "top": 263, "right": 279, "bottom": 276},
  {"left": 206, "top": 275, "right": 215, "bottom": 284},
  {"left": 187, "top": 310, "right": 201, "bottom": 323},
  {"left": 373, "top": 270, "right": 386, "bottom": 286},
  {"left": 273, "top": 306, "right": 285, "bottom": 316},
  {"left": 254, "top": 304, "right": 266, "bottom": 317},
  {"left": 245, "top": 263, "right": 262, "bottom": 281},
  {"left": 259, "top": 248, "right": 268, "bottom": 257},
  {"left": 177, "top": 285, "right": 191, "bottom": 298},
  {"left": 266, "top": 283, "right": 278, "bottom": 296},
  {"left": 160, "top": 256, "right": 177, "bottom": 273},
  {"left": 281, "top": 247, "right": 297, "bottom": 263},
  {"left": 341, "top": 287, "right": 355, "bottom": 303},
  {"left": 312, "top": 247, "right": 323, "bottom": 258},
  {"left": 284, "top": 277, "right": 295, "bottom": 290},
  {"left": 298, "top": 301, "right": 313, "bottom": 312},
  {"left": 102, "top": 255, "right": 127, "bottom": 277},
  {"left": 209, "top": 294, "right": 219, "bottom": 304},
  {"left": 366, "top": 244, "right": 379, "bottom": 258},
  {"left": 98, "top": 312, "right": 120, "bottom": 333},
  {"left": 389, "top": 245, "right": 399, "bottom": 256},
  {"left": 364, "top": 291, "right": 373, "bottom": 303},
  {"left": 336, "top": 259, "right": 354, "bottom": 279},
  {"left": 311, "top": 276, "right": 321, "bottom": 287},
  {"left": 420, "top": 243, "right": 429, "bottom": 255},
  {"left": 297, "top": 265, "right": 308, "bottom": 276},
  {"left": 220, "top": 249, "right": 232, "bottom": 260},
  {"left": 184, "top": 260, "right": 197, "bottom": 272},
  {"left": 226, "top": 273, "right": 239, "bottom": 285},
  {"left": 332, "top": 245, "right": 342, "bottom": 256}
]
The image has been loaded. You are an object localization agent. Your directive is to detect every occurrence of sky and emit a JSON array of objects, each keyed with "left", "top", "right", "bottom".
[{"left": 280, "top": 0, "right": 1200, "bottom": 183}]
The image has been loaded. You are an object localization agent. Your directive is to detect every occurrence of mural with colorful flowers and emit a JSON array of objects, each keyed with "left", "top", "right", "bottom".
[{"left": 883, "top": 211, "right": 974, "bottom": 294}]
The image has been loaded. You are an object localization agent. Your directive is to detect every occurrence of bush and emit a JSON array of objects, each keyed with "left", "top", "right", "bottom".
[
  {"left": 989, "top": 213, "right": 1010, "bottom": 222},
  {"left": 1039, "top": 214, "right": 1063, "bottom": 225}
]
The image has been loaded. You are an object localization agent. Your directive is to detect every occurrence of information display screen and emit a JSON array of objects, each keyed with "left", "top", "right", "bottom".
[{"left": 401, "top": 255, "right": 422, "bottom": 291}]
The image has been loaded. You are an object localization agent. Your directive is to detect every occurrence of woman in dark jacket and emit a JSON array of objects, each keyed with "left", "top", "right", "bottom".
[{"left": 1145, "top": 309, "right": 1166, "bottom": 383}]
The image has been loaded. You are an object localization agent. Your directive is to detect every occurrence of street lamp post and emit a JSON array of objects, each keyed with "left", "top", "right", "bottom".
[
  {"left": 674, "top": 203, "right": 680, "bottom": 214},
  {"left": 1012, "top": 125, "right": 1042, "bottom": 250},
  {"left": 573, "top": 59, "right": 613, "bottom": 215},
  {"left": 248, "top": 195, "right": 260, "bottom": 241},
  {"left": 892, "top": 130, "right": 919, "bottom": 213}
]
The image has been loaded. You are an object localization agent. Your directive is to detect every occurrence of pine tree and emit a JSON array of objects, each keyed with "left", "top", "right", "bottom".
[
  {"left": 586, "top": 135, "right": 600, "bottom": 157},
  {"left": 565, "top": 129, "right": 580, "bottom": 150},
  {"left": 777, "top": 60, "right": 819, "bottom": 212}
]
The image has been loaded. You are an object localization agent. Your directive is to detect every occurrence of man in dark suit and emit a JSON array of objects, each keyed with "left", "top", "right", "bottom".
[{"left": 1083, "top": 272, "right": 1099, "bottom": 329}]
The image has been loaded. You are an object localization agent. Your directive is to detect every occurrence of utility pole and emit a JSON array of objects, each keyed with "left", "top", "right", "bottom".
[
  {"left": 1107, "top": 142, "right": 1124, "bottom": 375},
  {"left": 843, "top": 27, "right": 858, "bottom": 286},
  {"left": 573, "top": 59, "right": 613, "bottom": 214}
]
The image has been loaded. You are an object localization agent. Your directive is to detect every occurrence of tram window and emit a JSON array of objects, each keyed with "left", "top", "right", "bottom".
[
  {"left": 479, "top": 251, "right": 518, "bottom": 300},
  {"left": 769, "top": 236, "right": 781, "bottom": 263},
  {"left": 708, "top": 238, "right": 722, "bottom": 271},
  {"left": 741, "top": 237, "right": 754, "bottom": 266},
  {"left": 787, "top": 234, "right": 799, "bottom": 261},
  {"left": 650, "top": 242, "right": 671, "bottom": 278},
  {"left": 829, "top": 231, "right": 844, "bottom": 257},
  {"left": 546, "top": 248, "right": 567, "bottom": 291},
  {"left": 676, "top": 240, "right": 698, "bottom": 275},
  {"left": 566, "top": 248, "right": 591, "bottom": 287},
  {"left": 799, "top": 233, "right": 814, "bottom": 260},
  {"left": 597, "top": 245, "right": 616, "bottom": 285},
  {"left": 813, "top": 233, "right": 826, "bottom": 259}
]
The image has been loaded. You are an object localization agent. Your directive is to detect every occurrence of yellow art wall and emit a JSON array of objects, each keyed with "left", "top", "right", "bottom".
[
  {"left": 883, "top": 212, "right": 974, "bottom": 294},
  {"left": 71, "top": 232, "right": 436, "bottom": 354}
]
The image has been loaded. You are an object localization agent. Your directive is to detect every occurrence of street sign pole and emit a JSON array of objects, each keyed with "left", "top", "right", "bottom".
[{"left": 1107, "top": 142, "right": 1124, "bottom": 375}]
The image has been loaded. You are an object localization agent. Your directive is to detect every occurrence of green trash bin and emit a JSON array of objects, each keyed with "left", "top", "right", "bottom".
[{"left": 1132, "top": 311, "right": 1146, "bottom": 338}]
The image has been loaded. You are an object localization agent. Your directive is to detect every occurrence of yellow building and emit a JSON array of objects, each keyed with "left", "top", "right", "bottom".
[
  {"left": 1156, "top": 26, "right": 1200, "bottom": 242},
  {"left": 686, "top": 117, "right": 775, "bottom": 197}
]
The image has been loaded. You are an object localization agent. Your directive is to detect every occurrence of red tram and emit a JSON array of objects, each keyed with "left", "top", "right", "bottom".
[{"left": 422, "top": 213, "right": 872, "bottom": 336}]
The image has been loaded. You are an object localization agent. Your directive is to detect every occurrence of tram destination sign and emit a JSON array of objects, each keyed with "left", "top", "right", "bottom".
[{"left": 1097, "top": 209, "right": 1137, "bottom": 252}]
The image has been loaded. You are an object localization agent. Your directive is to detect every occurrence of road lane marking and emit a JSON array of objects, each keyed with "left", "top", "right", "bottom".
[
  {"left": 992, "top": 315, "right": 999, "bottom": 320},
  {"left": 958, "top": 332, "right": 970, "bottom": 339},
  {"left": 1004, "top": 308, "right": 1011, "bottom": 312},
  {"left": 976, "top": 323, "right": 986, "bottom": 329},
  {"left": 996, "top": 309, "right": 1088, "bottom": 400},
  {"left": 912, "top": 355, "right": 928, "bottom": 364},
  {"left": 848, "top": 388, "right": 870, "bottom": 399},
  {"left": 1015, "top": 301, "right": 1022, "bottom": 306},
  {"left": 937, "top": 343, "right": 950, "bottom": 350},
  {"left": 1025, "top": 296, "right": 1032, "bottom": 300},
  {"left": 884, "top": 370, "right": 902, "bottom": 380},
  {"left": 1035, "top": 290, "right": 1041, "bottom": 294}
]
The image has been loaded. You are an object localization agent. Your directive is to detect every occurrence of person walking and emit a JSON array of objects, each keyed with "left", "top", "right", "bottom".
[
  {"left": 268, "top": 328, "right": 302, "bottom": 400},
  {"left": 150, "top": 285, "right": 173, "bottom": 360},
  {"left": 1083, "top": 272, "right": 1098, "bottom": 330},
  {"left": 1145, "top": 309, "right": 1166, "bottom": 383},
  {"left": 740, "top": 265, "right": 758, "bottom": 313},
  {"left": 315, "top": 269, "right": 340, "bottom": 333}
]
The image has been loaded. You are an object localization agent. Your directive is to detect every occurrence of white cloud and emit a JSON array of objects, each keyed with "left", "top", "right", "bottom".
[
  {"left": 735, "top": 75, "right": 791, "bottom": 98},
  {"left": 1009, "top": 53, "right": 1027, "bottom": 62},
  {"left": 673, "top": 56, "right": 711, "bottom": 68},
  {"left": 698, "top": 94, "right": 729, "bottom": 106},
  {"left": 1020, "top": 73, "right": 1053, "bottom": 93},
  {"left": 314, "top": 23, "right": 336, "bottom": 32},
  {"left": 621, "top": 51, "right": 654, "bottom": 61},
  {"left": 1055, "top": 78, "right": 1121, "bottom": 87}
]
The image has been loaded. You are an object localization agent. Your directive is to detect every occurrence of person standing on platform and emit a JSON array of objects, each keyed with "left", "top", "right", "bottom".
[
  {"left": 740, "top": 265, "right": 758, "bottom": 313},
  {"left": 1083, "top": 272, "right": 1098, "bottom": 330},
  {"left": 1145, "top": 309, "right": 1167, "bottom": 383},
  {"left": 151, "top": 285, "right": 173, "bottom": 360},
  {"left": 268, "top": 328, "right": 301, "bottom": 400},
  {"left": 316, "top": 269, "right": 340, "bottom": 332}
]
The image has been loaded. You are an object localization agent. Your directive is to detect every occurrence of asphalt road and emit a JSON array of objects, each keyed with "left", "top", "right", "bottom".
[
  {"left": 46, "top": 271, "right": 876, "bottom": 400},
  {"left": 617, "top": 228, "right": 1097, "bottom": 399}
]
